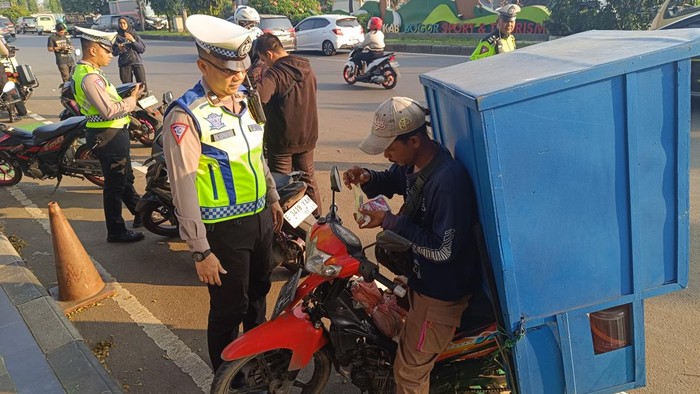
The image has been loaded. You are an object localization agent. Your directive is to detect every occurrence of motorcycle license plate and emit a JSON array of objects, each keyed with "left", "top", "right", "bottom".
[
  {"left": 138, "top": 95, "right": 159, "bottom": 109},
  {"left": 271, "top": 269, "right": 302, "bottom": 319},
  {"left": 283, "top": 195, "right": 317, "bottom": 228},
  {"left": 390, "top": 61, "right": 400, "bottom": 68}
]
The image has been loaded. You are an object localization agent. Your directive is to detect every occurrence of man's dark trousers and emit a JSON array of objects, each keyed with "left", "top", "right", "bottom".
[
  {"left": 86, "top": 126, "right": 140, "bottom": 236},
  {"left": 205, "top": 208, "right": 275, "bottom": 372}
]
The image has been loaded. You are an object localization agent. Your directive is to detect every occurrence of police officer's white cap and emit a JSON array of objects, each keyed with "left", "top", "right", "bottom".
[
  {"left": 186, "top": 14, "right": 255, "bottom": 71},
  {"left": 496, "top": 4, "right": 521, "bottom": 21},
  {"left": 75, "top": 26, "right": 117, "bottom": 48}
]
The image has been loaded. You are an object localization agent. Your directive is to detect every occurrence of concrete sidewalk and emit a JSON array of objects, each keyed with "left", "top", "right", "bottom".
[{"left": 0, "top": 233, "right": 122, "bottom": 393}]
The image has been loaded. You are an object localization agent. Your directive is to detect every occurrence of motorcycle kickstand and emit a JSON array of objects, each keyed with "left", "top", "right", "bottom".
[{"left": 49, "top": 174, "right": 63, "bottom": 196}]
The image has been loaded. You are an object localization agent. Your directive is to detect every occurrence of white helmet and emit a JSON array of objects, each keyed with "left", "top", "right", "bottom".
[{"left": 233, "top": 6, "right": 260, "bottom": 27}]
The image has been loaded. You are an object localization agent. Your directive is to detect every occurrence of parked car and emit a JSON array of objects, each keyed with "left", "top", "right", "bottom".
[
  {"left": 294, "top": 15, "right": 363, "bottom": 56},
  {"left": 16, "top": 16, "right": 37, "bottom": 34},
  {"left": 64, "top": 13, "right": 96, "bottom": 36},
  {"left": 91, "top": 14, "right": 138, "bottom": 32},
  {"left": 652, "top": 0, "right": 700, "bottom": 96},
  {"left": 225, "top": 14, "right": 296, "bottom": 52},
  {"left": 33, "top": 13, "right": 57, "bottom": 35},
  {"left": 0, "top": 17, "right": 15, "bottom": 38}
]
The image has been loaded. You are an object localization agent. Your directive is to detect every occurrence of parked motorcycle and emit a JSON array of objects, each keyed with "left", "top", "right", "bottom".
[
  {"left": 2, "top": 44, "right": 38, "bottom": 112},
  {"left": 136, "top": 122, "right": 315, "bottom": 272},
  {"left": 343, "top": 49, "right": 400, "bottom": 89},
  {"left": 0, "top": 116, "right": 104, "bottom": 190},
  {"left": 60, "top": 81, "right": 163, "bottom": 147},
  {"left": 0, "top": 81, "right": 24, "bottom": 123},
  {"left": 210, "top": 166, "right": 511, "bottom": 393}
]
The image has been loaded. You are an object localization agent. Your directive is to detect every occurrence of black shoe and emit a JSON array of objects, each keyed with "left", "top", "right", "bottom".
[
  {"left": 133, "top": 216, "right": 143, "bottom": 228},
  {"left": 107, "top": 230, "right": 145, "bottom": 243}
]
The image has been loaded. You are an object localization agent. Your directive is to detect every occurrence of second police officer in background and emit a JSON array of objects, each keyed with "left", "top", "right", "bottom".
[
  {"left": 162, "top": 15, "right": 284, "bottom": 372},
  {"left": 469, "top": 4, "right": 520, "bottom": 61},
  {"left": 72, "top": 27, "right": 145, "bottom": 243}
]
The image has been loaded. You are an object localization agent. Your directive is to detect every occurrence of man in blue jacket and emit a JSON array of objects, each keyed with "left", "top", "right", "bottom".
[{"left": 343, "top": 97, "right": 480, "bottom": 394}]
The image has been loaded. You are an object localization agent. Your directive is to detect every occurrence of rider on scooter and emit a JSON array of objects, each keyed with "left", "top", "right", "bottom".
[{"left": 353, "top": 17, "right": 385, "bottom": 76}]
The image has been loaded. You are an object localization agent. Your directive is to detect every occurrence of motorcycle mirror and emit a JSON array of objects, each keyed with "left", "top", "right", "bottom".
[
  {"left": 330, "top": 166, "right": 342, "bottom": 193},
  {"left": 2, "top": 81, "right": 16, "bottom": 93},
  {"left": 376, "top": 231, "right": 412, "bottom": 252},
  {"left": 162, "top": 91, "right": 173, "bottom": 104}
]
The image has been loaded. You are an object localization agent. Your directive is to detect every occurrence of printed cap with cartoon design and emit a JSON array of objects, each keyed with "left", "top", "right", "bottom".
[
  {"left": 359, "top": 97, "right": 429, "bottom": 155},
  {"left": 75, "top": 26, "right": 117, "bottom": 48},
  {"left": 186, "top": 14, "right": 255, "bottom": 71},
  {"left": 496, "top": 4, "right": 521, "bottom": 21}
]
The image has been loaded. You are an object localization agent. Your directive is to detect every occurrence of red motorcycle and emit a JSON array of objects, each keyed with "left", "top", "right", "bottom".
[
  {"left": 210, "top": 166, "right": 511, "bottom": 393},
  {"left": 0, "top": 116, "right": 104, "bottom": 189}
]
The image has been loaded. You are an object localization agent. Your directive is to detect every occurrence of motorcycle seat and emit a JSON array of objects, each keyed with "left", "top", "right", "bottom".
[
  {"left": 116, "top": 83, "right": 139, "bottom": 98},
  {"left": 278, "top": 181, "right": 307, "bottom": 208},
  {"left": 33, "top": 116, "right": 87, "bottom": 142},
  {"left": 0, "top": 126, "right": 35, "bottom": 145}
]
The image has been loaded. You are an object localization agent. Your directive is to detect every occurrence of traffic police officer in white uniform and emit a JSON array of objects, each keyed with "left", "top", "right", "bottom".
[
  {"left": 72, "top": 27, "right": 145, "bottom": 243},
  {"left": 162, "top": 14, "right": 284, "bottom": 372}
]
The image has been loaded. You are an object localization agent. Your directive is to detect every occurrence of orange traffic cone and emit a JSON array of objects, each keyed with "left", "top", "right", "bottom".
[{"left": 47, "top": 201, "right": 116, "bottom": 314}]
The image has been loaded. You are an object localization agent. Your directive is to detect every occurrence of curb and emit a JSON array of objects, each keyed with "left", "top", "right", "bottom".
[
  {"left": 140, "top": 34, "right": 473, "bottom": 55},
  {"left": 0, "top": 233, "right": 123, "bottom": 393}
]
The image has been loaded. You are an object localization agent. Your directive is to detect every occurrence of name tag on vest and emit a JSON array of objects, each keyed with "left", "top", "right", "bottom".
[
  {"left": 248, "top": 124, "right": 263, "bottom": 132},
  {"left": 211, "top": 129, "right": 236, "bottom": 142}
]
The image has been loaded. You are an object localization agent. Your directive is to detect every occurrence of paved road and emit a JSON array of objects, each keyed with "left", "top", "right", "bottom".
[{"left": 0, "top": 34, "right": 697, "bottom": 393}]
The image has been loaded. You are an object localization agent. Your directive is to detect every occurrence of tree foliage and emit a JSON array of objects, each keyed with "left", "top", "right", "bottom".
[
  {"left": 2, "top": 5, "right": 30, "bottom": 22},
  {"left": 26, "top": 0, "right": 38, "bottom": 12},
  {"left": 151, "top": 0, "right": 183, "bottom": 17},
  {"left": 248, "top": 0, "right": 321, "bottom": 25},
  {"left": 60, "top": 0, "right": 109, "bottom": 14},
  {"left": 45, "top": 0, "right": 63, "bottom": 13},
  {"left": 183, "top": 0, "right": 226, "bottom": 16},
  {"left": 545, "top": 0, "right": 666, "bottom": 36}
]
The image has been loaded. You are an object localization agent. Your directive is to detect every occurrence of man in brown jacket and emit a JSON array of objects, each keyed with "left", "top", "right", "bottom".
[{"left": 255, "top": 33, "right": 322, "bottom": 215}]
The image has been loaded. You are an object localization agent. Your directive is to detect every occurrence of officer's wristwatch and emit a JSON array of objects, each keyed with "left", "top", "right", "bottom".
[{"left": 192, "top": 249, "right": 211, "bottom": 262}]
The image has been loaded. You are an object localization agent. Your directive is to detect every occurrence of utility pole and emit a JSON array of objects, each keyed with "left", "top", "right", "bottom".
[{"left": 136, "top": 0, "right": 146, "bottom": 31}]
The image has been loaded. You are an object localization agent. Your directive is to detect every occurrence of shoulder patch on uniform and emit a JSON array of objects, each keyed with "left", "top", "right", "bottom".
[
  {"left": 480, "top": 46, "right": 490, "bottom": 54},
  {"left": 94, "top": 77, "right": 106, "bottom": 91},
  {"left": 170, "top": 122, "right": 189, "bottom": 145}
]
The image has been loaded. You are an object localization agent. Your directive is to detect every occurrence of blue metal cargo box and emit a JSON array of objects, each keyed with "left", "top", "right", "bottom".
[{"left": 420, "top": 30, "right": 696, "bottom": 393}]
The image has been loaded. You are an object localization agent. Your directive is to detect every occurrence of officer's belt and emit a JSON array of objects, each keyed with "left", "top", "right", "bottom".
[{"left": 86, "top": 114, "right": 129, "bottom": 123}]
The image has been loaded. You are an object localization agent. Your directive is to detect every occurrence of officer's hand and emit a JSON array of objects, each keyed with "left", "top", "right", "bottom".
[
  {"left": 270, "top": 201, "right": 284, "bottom": 233},
  {"left": 343, "top": 166, "right": 370, "bottom": 189},
  {"left": 131, "top": 83, "right": 144, "bottom": 99},
  {"left": 194, "top": 252, "right": 227, "bottom": 286},
  {"left": 358, "top": 208, "right": 385, "bottom": 229}
]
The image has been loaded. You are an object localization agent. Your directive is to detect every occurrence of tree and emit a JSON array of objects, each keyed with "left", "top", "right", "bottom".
[
  {"left": 26, "top": 0, "right": 38, "bottom": 12},
  {"left": 60, "top": 0, "right": 109, "bottom": 14},
  {"left": 248, "top": 0, "right": 321, "bottom": 25},
  {"left": 183, "top": 0, "right": 226, "bottom": 16},
  {"left": 545, "top": 0, "right": 665, "bottom": 36},
  {"left": 2, "top": 5, "right": 30, "bottom": 22},
  {"left": 45, "top": 0, "right": 64, "bottom": 13},
  {"left": 151, "top": 0, "right": 184, "bottom": 16}
]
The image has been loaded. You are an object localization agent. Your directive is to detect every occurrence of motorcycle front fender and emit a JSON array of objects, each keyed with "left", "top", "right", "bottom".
[{"left": 220, "top": 306, "right": 328, "bottom": 371}]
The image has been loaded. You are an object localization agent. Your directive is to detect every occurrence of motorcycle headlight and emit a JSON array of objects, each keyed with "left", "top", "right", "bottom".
[{"left": 304, "top": 235, "right": 341, "bottom": 277}]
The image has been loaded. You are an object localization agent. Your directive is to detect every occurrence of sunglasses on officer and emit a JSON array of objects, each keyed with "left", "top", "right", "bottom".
[{"left": 199, "top": 56, "right": 246, "bottom": 77}]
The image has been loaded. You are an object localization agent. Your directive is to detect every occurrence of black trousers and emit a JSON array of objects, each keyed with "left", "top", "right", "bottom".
[
  {"left": 119, "top": 63, "right": 148, "bottom": 90},
  {"left": 206, "top": 208, "right": 275, "bottom": 372},
  {"left": 353, "top": 50, "right": 384, "bottom": 71},
  {"left": 86, "top": 127, "right": 140, "bottom": 236}
]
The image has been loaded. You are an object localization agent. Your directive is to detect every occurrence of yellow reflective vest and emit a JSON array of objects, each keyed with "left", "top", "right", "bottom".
[
  {"left": 469, "top": 31, "right": 516, "bottom": 61},
  {"left": 72, "top": 63, "right": 130, "bottom": 129}
]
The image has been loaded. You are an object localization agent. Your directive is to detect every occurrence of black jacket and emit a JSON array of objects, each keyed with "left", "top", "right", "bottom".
[
  {"left": 112, "top": 30, "right": 145, "bottom": 67},
  {"left": 258, "top": 55, "right": 318, "bottom": 154}
]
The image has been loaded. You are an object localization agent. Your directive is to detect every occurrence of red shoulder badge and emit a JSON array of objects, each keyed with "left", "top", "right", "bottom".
[
  {"left": 170, "top": 122, "right": 189, "bottom": 145},
  {"left": 480, "top": 46, "right": 490, "bottom": 54},
  {"left": 94, "top": 77, "right": 106, "bottom": 91}
]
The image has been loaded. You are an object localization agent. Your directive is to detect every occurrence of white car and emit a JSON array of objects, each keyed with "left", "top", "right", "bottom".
[{"left": 294, "top": 15, "right": 364, "bottom": 56}]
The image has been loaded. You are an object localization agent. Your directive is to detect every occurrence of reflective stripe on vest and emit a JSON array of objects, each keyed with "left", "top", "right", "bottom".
[
  {"left": 72, "top": 63, "right": 130, "bottom": 129},
  {"left": 176, "top": 84, "right": 267, "bottom": 223}
]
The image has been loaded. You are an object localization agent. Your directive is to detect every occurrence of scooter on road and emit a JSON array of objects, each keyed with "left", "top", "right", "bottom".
[{"left": 343, "top": 48, "right": 400, "bottom": 90}]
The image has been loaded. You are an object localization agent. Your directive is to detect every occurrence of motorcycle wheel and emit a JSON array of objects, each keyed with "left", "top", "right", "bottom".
[
  {"left": 75, "top": 144, "right": 105, "bottom": 187},
  {"left": 140, "top": 201, "right": 179, "bottom": 237},
  {"left": 14, "top": 100, "right": 28, "bottom": 117},
  {"left": 211, "top": 348, "right": 332, "bottom": 394},
  {"left": 135, "top": 116, "right": 156, "bottom": 147},
  {"left": 0, "top": 156, "right": 22, "bottom": 186},
  {"left": 382, "top": 68, "right": 398, "bottom": 90},
  {"left": 342, "top": 65, "right": 356, "bottom": 85}
]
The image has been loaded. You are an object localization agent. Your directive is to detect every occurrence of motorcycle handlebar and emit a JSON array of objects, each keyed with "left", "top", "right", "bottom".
[{"left": 359, "top": 258, "right": 406, "bottom": 297}]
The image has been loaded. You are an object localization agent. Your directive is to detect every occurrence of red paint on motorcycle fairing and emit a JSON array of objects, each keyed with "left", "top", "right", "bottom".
[
  {"left": 0, "top": 134, "right": 9, "bottom": 144},
  {"left": 220, "top": 305, "right": 328, "bottom": 370}
]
